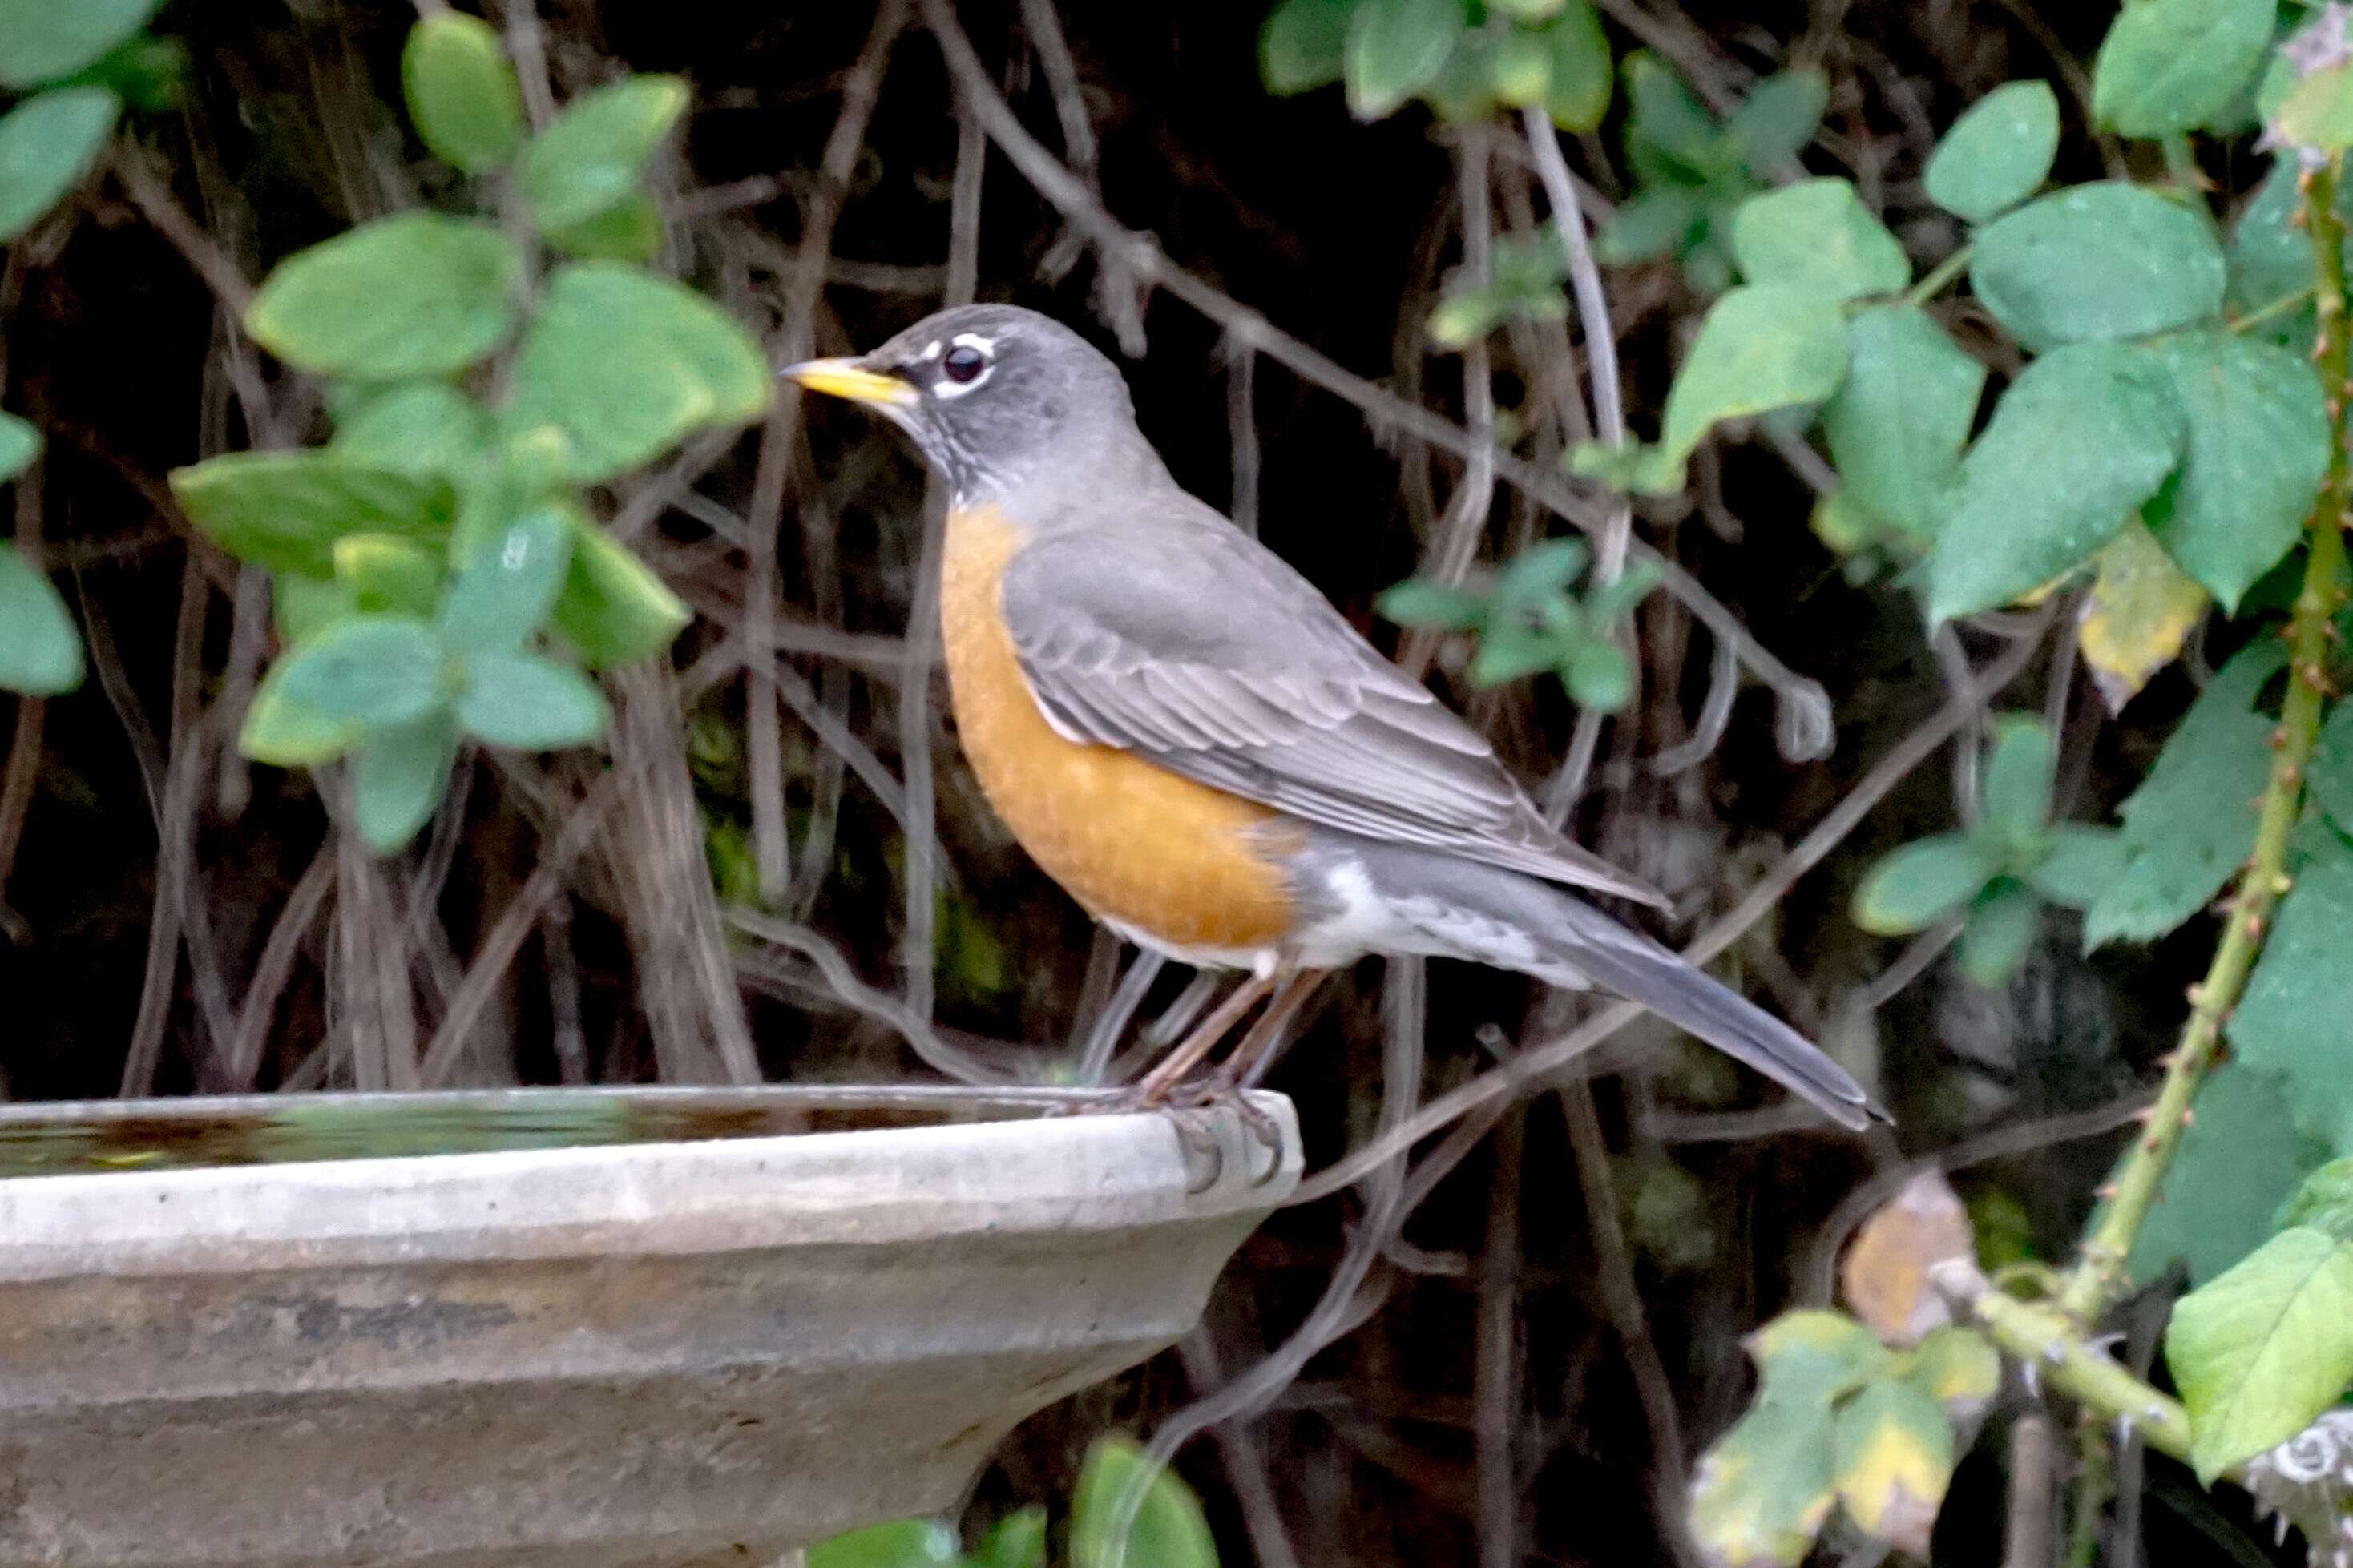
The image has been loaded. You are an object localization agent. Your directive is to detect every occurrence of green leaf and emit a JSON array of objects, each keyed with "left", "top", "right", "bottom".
[
  {"left": 0, "top": 411, "right": 35, "bottom": 481},
  {"left": 1261, "top": 0, "right": 1358, "bottom": 95},
  {"left": 246, "top": 213, "right": 523, "bottom": 381},
  {"left": 0, "top": 86, "right": 119, "bottom": 243},
  {"left": 503, "top": 262, "right": 772, "bottom": 482},
  {"left": 544, "top": 190, "right": 663, "bottom": 263},
  {"left": 2092, "top": 0, "right": 2273, "bottom": 139},
  {"left": 808, "top": 1518, "right": 961, "bottom": 1568},
  {"left": 1343, "top": 0, "right": 1462, "bottom": 119},
  {"left": 330, "top": 382, "right": 494, "bottom": 486},
  {"left": 2085, "top": 643, "right": 2282, "bottom": 947},
  {"left": 2230, "top": 830, "right": 2353, "bottom": 1151},
  {"left": 1969, "top": 183, "right": 2228, "bottom": 353},
  {"left": 333, "top": 534, "right": 441, "bottom": 619},
  {"left": 2132, "top": 1065, "right": 2331, "bottom": 1288},
  {"left": 1069, "top": 1436, "right": 1219, "bottom": 1568},
  {"left": 276, "top": 614, "right": 448, "bottom": 731},
  {"left": 352, "top": 711, "right": 457, "bottom": 855},
  {"left": 1488, "top": 30, "right": 1551, "bottom": 108},
  {"left": 1821, "top": 305, "right": 1984, "bottom": 542},
  {"left": 551, "top": 518, "right": 690, "bottom": 667},
  {"left": 1378, "top": 576, "right": 1487, "bottom": 630},
  {"left": 56, "top": 33, "right": 183, "bottom": 112},
  {"left": 1853, "top": 833, "right": 1994, "bottom": 935},
  {"left": 0, "top": 542, "right": 80, "bottom": 695},
  {"left": 1497, "top": 536, "right": 1588, "bottom": 604},
  {"left": 1957, "top": 878, "right": 2040, "bottom": 988},
  {"left": 2025, "top": 824, "right": 2127, "bottom": 911},
  {"left": 2308, "top": 700, "right": 2353, "bottom": 835},
  {"left": 240, "top": 664, "right": 362, "bottom": 767},
  {"left": 1690, "top": 1312, "right": 1887, "bottom": 1568},
  {"left": 1565, "top": 639, "right": 1633, "bottom": 711},
  {"left": 519, "top": 75, "right": 688, "bottom": 232},
  {"left": 1731, "top": 179, "right": 1909, "bottom": 302},
  {"left": 1725, "top": 69, "right": 1827, "bottom": 172},
  {"left": 440, "top": 506, "right": 575, "bottom": 656},
  {"left": 1830, "top": 1378, "right": 1955, "bottom": 1556},
  {"left": 402, "top": 11, "right": 525, "bottom": 175},
  {"left": 1622, "top": 52, "right": 1724, "bottom": 179},
  {"left": 975, "top": 1508, "right": 1048, "bottom": 1568},
  {"left": 171, "top": 452, "right": 454, "bottom": 577},
  {"left": 1925, "top": 341, "right": 2186, "bottom": 622},
  {"left": 272, "top": 573, "right": 354, "bottom": 651},
  {"left": 2167, "top": 1226, "right": 2353, "bottom": 1482},
  {"left": 1923, "top": 81, "right": 2060, "bottom": 223},
  {"left": 2279, "top": 1159, "right": 2353, "bottom": 1246},
  {"left": 0, "top": 0, "right": 162, "bottom": 89},
  {"left": 1586, "top": 560, "right": 1664, "bottom": 624},
  {"left": 1649, "top": 281, "right": 1849, "bottom": 488},
  {"left": 456, "top": 649, "right": 607, "bottom": 750},
  {"left": 1596, "top": 187, "right": 1702, "bottom": 264},
  {"left": 1979, "top": 715, "right": 2054, "bottom": 850},
  {"left": 2143, "top": 333, "right": 2331, "bottom": 611},
  {"left": 1536, "top": 2, "right": 1611, "bottom": 131}
]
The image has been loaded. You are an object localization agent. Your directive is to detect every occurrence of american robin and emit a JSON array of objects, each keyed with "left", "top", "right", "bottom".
[{"left": 783, "top": 304, "right": 1878, "bottom": 1130}]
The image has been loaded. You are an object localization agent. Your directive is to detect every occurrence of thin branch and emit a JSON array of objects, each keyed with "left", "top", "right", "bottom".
[
  {"left": 1475, "top": 1107, "right": 1524, "bottom": 1568},
  {"left": 224, "top": 844, "right": 337, "bottom": 1089},
  {"left": 113, "top": 145, "right": 256, "bottom": 317},
  {"left": 1557, "top": 1082, "right": 1704, "bottom": 1568},
  {"left": 741, "top": 0, "right": 910, "bottom": 905},
  {"left": 1524, "top": 108, "right": 1633, "bottom": 815}
]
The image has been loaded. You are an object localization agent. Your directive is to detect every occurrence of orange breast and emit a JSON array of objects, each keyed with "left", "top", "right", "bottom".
[{"left": 938, "top": 506, "right": 1300, "bottom": 953}]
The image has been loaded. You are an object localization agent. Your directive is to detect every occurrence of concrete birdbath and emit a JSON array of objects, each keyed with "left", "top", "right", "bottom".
[{"left": 0, "top": 1084, "right": 1299, "bottom": 1568}]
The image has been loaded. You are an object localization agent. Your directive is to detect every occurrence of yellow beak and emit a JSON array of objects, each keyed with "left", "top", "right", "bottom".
[{"left": 779, "top": 357, "right": 918, "bottom": 409}]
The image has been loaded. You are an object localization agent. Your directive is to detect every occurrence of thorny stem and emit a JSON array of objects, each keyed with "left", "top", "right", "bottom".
[
  {"left": 1935, "top": 1262, "right": 2192, "bottom": 1465},
  {"left": 2056, "top": 157, "right": 2353, "bottom": 1324}
]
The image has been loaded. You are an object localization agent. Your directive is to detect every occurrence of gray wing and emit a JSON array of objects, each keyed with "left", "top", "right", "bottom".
[{"left": 998, "top": 516, "right": 1668, "bottom": 908}]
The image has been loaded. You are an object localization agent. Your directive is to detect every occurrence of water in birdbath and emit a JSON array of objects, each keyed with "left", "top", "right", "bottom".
[{"left": 0, "top": 1085, "right": 1080, "bottom": 1177}]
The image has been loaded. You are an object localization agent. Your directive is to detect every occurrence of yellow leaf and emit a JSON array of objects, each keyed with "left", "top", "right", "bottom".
[
  {"left": 1831, "top": 1378, "right": 1956, "bottom": 1556},
  {"left": 1899, "top": 1326, "right": 2001, "bottom": 1425},
  {"left": 2079, "top": 520, "right": 2209, "bottom": 712},
  {"left": 1841, "top": 1168, "right": 1976, "bottom": 1345},
  {"left": 1689, "top": 1312, "right": 1889, "bottom": 1568}
]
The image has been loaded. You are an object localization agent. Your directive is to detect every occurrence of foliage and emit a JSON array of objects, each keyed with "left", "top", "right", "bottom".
[
  {"left": 1689, "top": 1309, "right": 1994, "bottom": 1565},
  {"left": 809, "top": 1438, "right": 1212, "bottom": 1568},
  {"left": 1261, "top": 0, "right": 1611, "bottom": 131},
  {"left": 1851, "top": 717, "right": 2120, "bottom": 987},
  {"left": 162, "top": 16, "right": 745, "bottom": 851},
  {"left": 1379, "top": 537, "right": 1661, "bottom": 711},
  {"left": 0, "top": 0, "right": 183, "bottom": 693}
]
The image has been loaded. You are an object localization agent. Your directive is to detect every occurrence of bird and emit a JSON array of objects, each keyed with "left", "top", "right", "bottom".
[{"left": 782, "top": 304, "right": 1879, "bottom": 1131}]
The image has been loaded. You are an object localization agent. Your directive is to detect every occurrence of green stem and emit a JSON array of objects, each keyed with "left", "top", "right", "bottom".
[
  {"left": 1904, "top": 244, "right": 1974, "bottom": 308},
  {"left": 2230, "top": 285, "right": 2318, "bottom": 336},
  {"left": 2056, "top": 159, "right": 2353, "bottom": 1324},
  {"left": 1948, "top": 1272, "right": 2193, "bottom": 1462}
]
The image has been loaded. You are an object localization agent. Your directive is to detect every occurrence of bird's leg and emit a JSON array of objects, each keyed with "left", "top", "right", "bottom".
[
  {"left": 1127, "top": 972, "right": 1276, "bottom": 1106},
  {"left": 1211, "top": 969, "right": 1324, "bottom": 1092},
  {"left": 1189, "top": 969, "right": 1323, "bottom": 1147}
]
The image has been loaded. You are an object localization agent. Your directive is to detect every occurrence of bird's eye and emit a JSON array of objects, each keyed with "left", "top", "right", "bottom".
[{"left": 942, "top": 345, "right": 988, "bottom": 384}]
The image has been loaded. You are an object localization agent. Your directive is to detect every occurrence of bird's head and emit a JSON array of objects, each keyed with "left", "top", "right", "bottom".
[{"left": 781, "top": 303, "right": 1138, "bottom": 503}]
